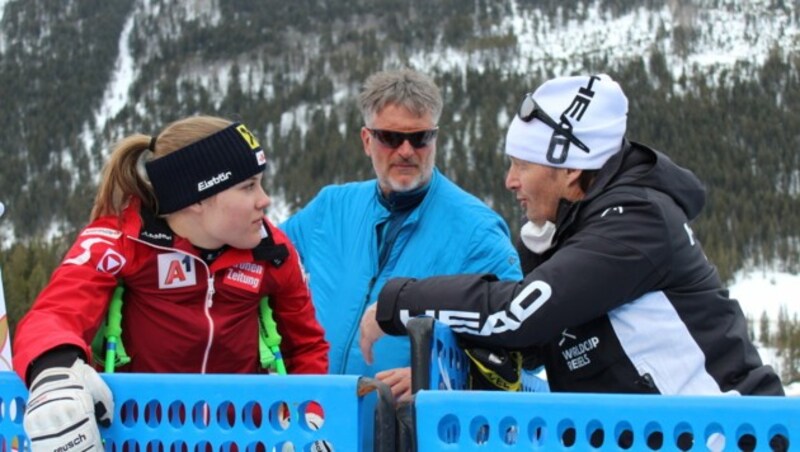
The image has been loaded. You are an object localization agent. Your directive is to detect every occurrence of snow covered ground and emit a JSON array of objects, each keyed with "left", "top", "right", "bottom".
[{"left": 728, "top": 269, "right": 800, "bottom": 396}]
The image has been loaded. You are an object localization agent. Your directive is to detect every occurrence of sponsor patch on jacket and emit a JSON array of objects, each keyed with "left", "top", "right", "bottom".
[
  {"left": 80, "top": 227, "right": 122, "bottom": 239},
  {"left": 97, "top": 248, "right": 126, "bottom": 275},
  {"left": 157, "top": 252, "right": 197, "bottom": 289},
  {"left": 222, "top": 262, "right": 264, "bottom": 293},
  {"left": 141, "top": 230, "right": 173, "bottom": 244},
  {"left": 64, "top": 238, "right": 114, "bottom": 267},
  {"left": 62, "top": 237, "right": 127, "bottom": 275},
  {"left": 559, "top": 329, "right": 600, "bottom": 372}
]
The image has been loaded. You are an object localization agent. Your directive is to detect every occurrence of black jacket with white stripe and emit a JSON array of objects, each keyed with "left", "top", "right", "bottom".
[{"left": 377, "top": 140, "right": 784, "bottom": 395}]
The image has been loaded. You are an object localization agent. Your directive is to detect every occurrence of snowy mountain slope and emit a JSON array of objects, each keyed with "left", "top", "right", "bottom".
[
  {"left": 410, "top": 0, "right": 799, "bottom": 84},
  {"left": 729, "top": 268, "right": 800, "bottom": 395}
]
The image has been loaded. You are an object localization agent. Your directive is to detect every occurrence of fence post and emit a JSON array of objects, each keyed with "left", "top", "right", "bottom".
[{"left": 407, "top": 317, "right": 435, "bottom": 394}]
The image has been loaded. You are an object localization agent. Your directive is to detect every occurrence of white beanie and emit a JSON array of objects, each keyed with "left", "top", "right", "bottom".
[{"left": 505, "top": 74, "right": 628, "bottom": 170}]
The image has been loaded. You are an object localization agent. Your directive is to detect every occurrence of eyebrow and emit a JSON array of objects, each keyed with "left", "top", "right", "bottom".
[{"left": 238, "top": 175, "right": 262, "bottom": 185}]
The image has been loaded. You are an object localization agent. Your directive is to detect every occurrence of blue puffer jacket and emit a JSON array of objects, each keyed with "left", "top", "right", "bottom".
[{"left": 281, "top": 169, "right": 522, "bottom": 376}]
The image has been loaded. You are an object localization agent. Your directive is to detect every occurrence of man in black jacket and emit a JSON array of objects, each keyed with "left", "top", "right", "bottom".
[{"left": 360, "top": 73, "right": 784, "bottom": 396}]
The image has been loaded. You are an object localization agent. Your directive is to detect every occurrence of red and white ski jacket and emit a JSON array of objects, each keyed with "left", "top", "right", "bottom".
[{"left": 13, "top": 198, "right": 328, "bottom": 382}]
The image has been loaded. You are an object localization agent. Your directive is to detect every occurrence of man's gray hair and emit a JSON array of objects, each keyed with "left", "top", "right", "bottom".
[{"left": 358, "top": 69, "right": 443, "bottom": 126}]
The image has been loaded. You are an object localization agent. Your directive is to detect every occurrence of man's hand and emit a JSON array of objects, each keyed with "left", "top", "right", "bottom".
[
  {"left": 359, "top": 303, "right": 385, "bottom": 365},
  {"left": 376, "top": 367, "right": 412, "bottom": 402},
  {"left": 24, "top": 358, "right": 113, "bottom": 451}
]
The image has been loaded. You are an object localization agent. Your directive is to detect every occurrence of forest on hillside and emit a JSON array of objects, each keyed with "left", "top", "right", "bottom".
[{"left": 0, "top": 0, "right": 799, "bottom": 383}]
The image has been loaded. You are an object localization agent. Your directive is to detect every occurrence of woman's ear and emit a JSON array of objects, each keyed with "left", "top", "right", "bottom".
[{"left": 187, "top": 200, "right": 205, "bottom": 214}]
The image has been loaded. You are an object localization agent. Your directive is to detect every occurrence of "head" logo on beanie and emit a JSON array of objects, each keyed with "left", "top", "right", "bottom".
[{"left": 505, "top": 74, "right": 628, "bottom": 170}]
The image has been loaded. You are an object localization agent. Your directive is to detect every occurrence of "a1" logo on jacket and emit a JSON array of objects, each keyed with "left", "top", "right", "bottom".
[{"left": 158, "top": 252, "right": 197, "bottom": 289}]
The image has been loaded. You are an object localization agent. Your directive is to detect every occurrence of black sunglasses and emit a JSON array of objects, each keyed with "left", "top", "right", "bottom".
[
  {"left": 518, "top": 93, "right": 589, "bottom": 153},
  {"left": 367, "top": 128, "right": 439, "bottom": 149}
]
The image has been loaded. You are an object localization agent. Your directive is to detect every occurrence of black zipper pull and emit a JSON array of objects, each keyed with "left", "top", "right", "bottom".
[{"left": 636, "top": 372, "right": 656, "bottom": 390}]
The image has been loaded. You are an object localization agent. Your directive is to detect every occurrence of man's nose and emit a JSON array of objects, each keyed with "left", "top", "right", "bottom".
[
  {"left": 396, "top": 140, "right": 416, "bottom": 158},
  {"left": 505, "top": 170, "right": 517, "bottom": 191}
]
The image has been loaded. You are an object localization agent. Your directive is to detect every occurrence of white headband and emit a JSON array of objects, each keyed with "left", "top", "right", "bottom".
[{"left": 505, "top": 74, "right": 628, "bottom": 170}]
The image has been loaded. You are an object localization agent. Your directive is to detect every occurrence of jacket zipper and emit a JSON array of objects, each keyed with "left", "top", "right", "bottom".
[
  {"left": 200, "top": 275, "right": 215, "bottom": 374},
  {"left": 340, "top": 214, "right": 409, "bottom": 373},
  {"left": 339, "top": 276, "right": 378, "bottom": 373},
  {"left": 128, "top": 237, "right": 216, "bottom": 374}
]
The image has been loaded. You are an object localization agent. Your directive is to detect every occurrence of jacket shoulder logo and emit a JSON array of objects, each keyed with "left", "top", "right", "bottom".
[
  {"left": 683, "top": 222, "right": 696, "bottom": 246},
  {"left": 80, "top": 227, "right": 122, "bottom": 239},
  {"left": 63, "top": 238, "right": 114, "bottom": 266},
  {"left": 601, "top": 206, "right": 624, "bottom": 217},
  {"left": 97, "top": 249, "right": 126, "bottom": 275}
]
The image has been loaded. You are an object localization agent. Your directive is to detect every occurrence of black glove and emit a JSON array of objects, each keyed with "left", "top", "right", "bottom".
[{"left": 464, "top": 347, "right": 522, "bottom": 391}]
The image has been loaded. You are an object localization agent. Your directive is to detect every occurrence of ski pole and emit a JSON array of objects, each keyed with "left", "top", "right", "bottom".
[
  {"left": 260, "top": 297, "right": 286, "bottom": 375},
  {"left": 104, "top": 285, "right": 125, "bottom": 373}
]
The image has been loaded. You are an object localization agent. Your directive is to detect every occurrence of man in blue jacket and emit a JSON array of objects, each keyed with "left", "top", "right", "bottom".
[{"left": 281, "top": 68, "right": 521, "bottom": 400}]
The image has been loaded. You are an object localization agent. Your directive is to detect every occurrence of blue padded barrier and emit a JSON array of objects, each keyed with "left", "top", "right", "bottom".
[
  {"left": 408, "top": 317, "right": 548, "bottom": 393},
  {"left": 414, "top": 389, "right": 797, "bottom": 451},
  {"left": 0, "top": 372, "right": 26, "bottom": 450},
  {"left": 521, "top": 369, "right": 550, "bottom": 392},
  {"left": 428, "top": 319, "right": 470, "bottom": 391},
  {"left": 0, "top": 371, "right": 393, "bottom": 451}
]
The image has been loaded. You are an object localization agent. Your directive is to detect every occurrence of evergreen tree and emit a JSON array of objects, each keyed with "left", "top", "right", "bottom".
[{"left": 759, "top": 310, "right": 771, "bottom": 345}]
